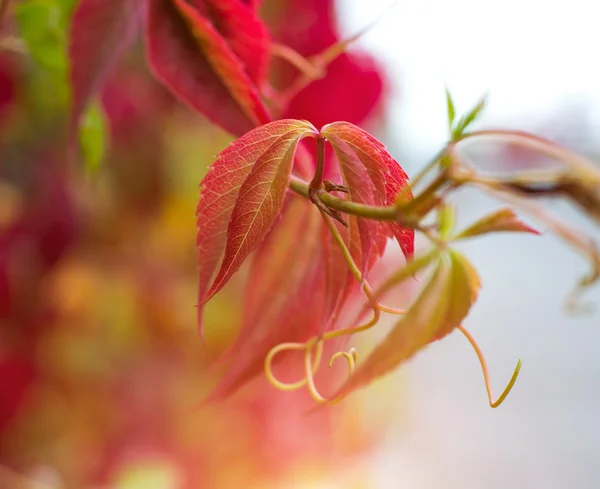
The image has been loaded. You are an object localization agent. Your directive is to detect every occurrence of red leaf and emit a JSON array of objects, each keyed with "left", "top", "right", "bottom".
[
  {"left": 204, "top": 121, "right": 317, "bottom": 301},
  {"left": 239, "top": 0, "right": 262, "bottom": 9},
  {"left": 326, "top": 133, "right": 379, "bottom": 273},
  {"left": 322, "top": 122, "right": 414, "bottom": 260},
  {"left": 321, "top": 220, "right": 353, "bottom": 329},
  {"left": 209, "top": 196, "right": 326, "bottom": 398},
  {"left": 190, "top": 0, "right": 271, "bottom": 86},
  {"left": 196, "top": 120, "right": 313, "bottom": 333},
  {"left": 283, "top": 53, "right": 385, "bottom": 128},
  {"left": 243, "top": 195, "right": 313, "bottom": 327},
  {"left": 69, "top": 0, "right": 142, "bottom": 140},
  {"left": 146, "top": 0, "right": 270, "bottom": 136},
  {"left": 196, "top": 120, "right": 316, "bottom": 334}
]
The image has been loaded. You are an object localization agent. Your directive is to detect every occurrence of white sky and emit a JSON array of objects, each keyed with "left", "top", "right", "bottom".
[{"left": 338, "top": 0, "right": 600, "bottom": 161}]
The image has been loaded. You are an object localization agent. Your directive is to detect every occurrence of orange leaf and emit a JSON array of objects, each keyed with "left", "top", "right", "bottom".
[
  {"left": 208, "top": 196, "right": 326, "bottom": 398},
  {"left": 196, "top": 120, "right": 314, "bottom": 334},
  {"left": 456, "top": 208, "right": 541, "bottom": 240},
  {"left": 202, "top": 120, "right": 317, "bottom": 303}
]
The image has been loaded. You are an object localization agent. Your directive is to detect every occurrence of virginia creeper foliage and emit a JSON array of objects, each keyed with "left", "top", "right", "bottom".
[
  {"left": 6, "top": 0, "right": 599, "bottom": 410},
  {"left": 69, "top": 0, "right": 271, "bottom": 137}
]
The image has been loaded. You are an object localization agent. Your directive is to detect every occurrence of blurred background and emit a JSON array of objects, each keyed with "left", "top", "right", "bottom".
[
  {"left": 1, "top": 0, "right": 599, "bottom": 488},
  {"left": 338, "top": 1, "right": 600, "bottom": 487}
]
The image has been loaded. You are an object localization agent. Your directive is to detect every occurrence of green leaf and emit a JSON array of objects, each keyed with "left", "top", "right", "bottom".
[
  {"left": 437, "top": 203, "right": 456, "bottom": 239},
  {"left": 374, "top": 249, "right": 439, "bottom": 299},
  {"left": 15, "top": 0, "right": 75, "bottom": 108},
  {"left": 445, "top": 87, "right": 455, "bottom": 130},
  {"left": 330, "top": 248, "right": 480, "bottom": 399},
  {"left": 16, "top": 0, "right": 67, "bottom": 72},
  {"left": 79, "top": 103, "right": 108, "bottom": 172},
  {"left": 452, "top": 94, "right": 487, "bottom": 140}
]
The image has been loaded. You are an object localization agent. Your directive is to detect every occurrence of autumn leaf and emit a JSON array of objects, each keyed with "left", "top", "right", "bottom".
[
  {"left": 430, "top": 250, "right": 481, "bottom": 342},
  {"left": 196, "top": 120, "right": 317, "bottom": 335},
  {"left": 323, "top": 130, "right": 379, "bottom": 273},
  {"left": 242, "top": 195, "right": 314, "bottom": 328},
  {"left": 332, "top": 249, "right": 480, "bottom": 398},
  {"left": 321, "top": 122, "right": 414, "bottom": 260},
  {"left": 474, "top": 184, "right": 600, "bottom": 299},
  {"left": 146, "top": 0, "right": 270, "bottom": 136},
  {"left": 191, "top": 0, "right": 271, "bottom": 85},
  {"left": 209, "top": 196, "right": 326, "bottom": 398},
  {"left": 204, "top": 121, "right": 317, "bottom": 300},
  {"left": 69, "top": 0, "right": 143, "bottom": 143},
  {"left": 282, "top": 52, "right": 385, "bottom": 129},
  {"left": 456, "top": 208, "right": 541, "bottom": 240}
]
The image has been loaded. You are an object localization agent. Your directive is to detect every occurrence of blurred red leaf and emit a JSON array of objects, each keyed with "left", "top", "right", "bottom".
[
  {"left": 283, "top": 53, "right": 385, "bottom": 128},
  {"left": 321, "top": 220, "right": 354, "bottom": 329},
  {"left": 204, "top": 120, "right": 317, "bottom": 301},
  {"left": 269, "top": 0, "right": 336, "bottom": 60},
  {"left": 209, "top": 196, "right": 326, "bottom": 398},
  {"left": 146, "top": 0, "right": 270, "bottom": 136},
  {"left": 196, "top": 120, "right": 316, "bottom": 333},
  {"left": 190, "top": 0, "right": 271, "bottom": 85},
  {"left": 0, "top": 356, "right": 36, "bottom": 432},
  {"left": 69, "top": 0, "right": 143, "bottom": 139},
  {"left": 238, "top": 0, "right": 262, "bottom": 10}
]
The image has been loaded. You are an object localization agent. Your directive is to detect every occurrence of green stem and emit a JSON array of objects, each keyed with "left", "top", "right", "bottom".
[
  {"left": 290, "top": 176, "right": 398, "bottom": 221},
  {"left": 456, "top": 129, "right": 600, "bottom": 182}
]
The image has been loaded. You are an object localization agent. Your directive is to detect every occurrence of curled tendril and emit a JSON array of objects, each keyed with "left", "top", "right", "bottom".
[
  {"left": 264, "top": 340, "right": 323, "bottom": 391},
  {"left": 458, "top": 325, "right": 522, "bottom": 408},
  {"left": 329, "top": 347, "right": 358, "bottom": 369},
  {"left": 304, "top": 344, "right": 359, "bottom": 405},
  {"left": 264, "top": 210, "right": 410, "bottom": 404},
  {"left": 376, "top": 304, "right": 406, "bottom": 315}
]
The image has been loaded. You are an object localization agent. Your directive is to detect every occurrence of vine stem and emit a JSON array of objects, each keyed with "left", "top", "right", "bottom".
[
  {"left": 456, "top": 129, "right": 600, "bottom": 182},
  {"left": 270, "top": 42, "right": 325, "bottom": 80},
  {"left": 458, "top": 325, "right": 522, "bottom": 408},
  {"left": 310, "top": 137, "right": 326, "bottom": 189},
  {"left": 290, "top": 175, "right": 398, "bottom": 221}
]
